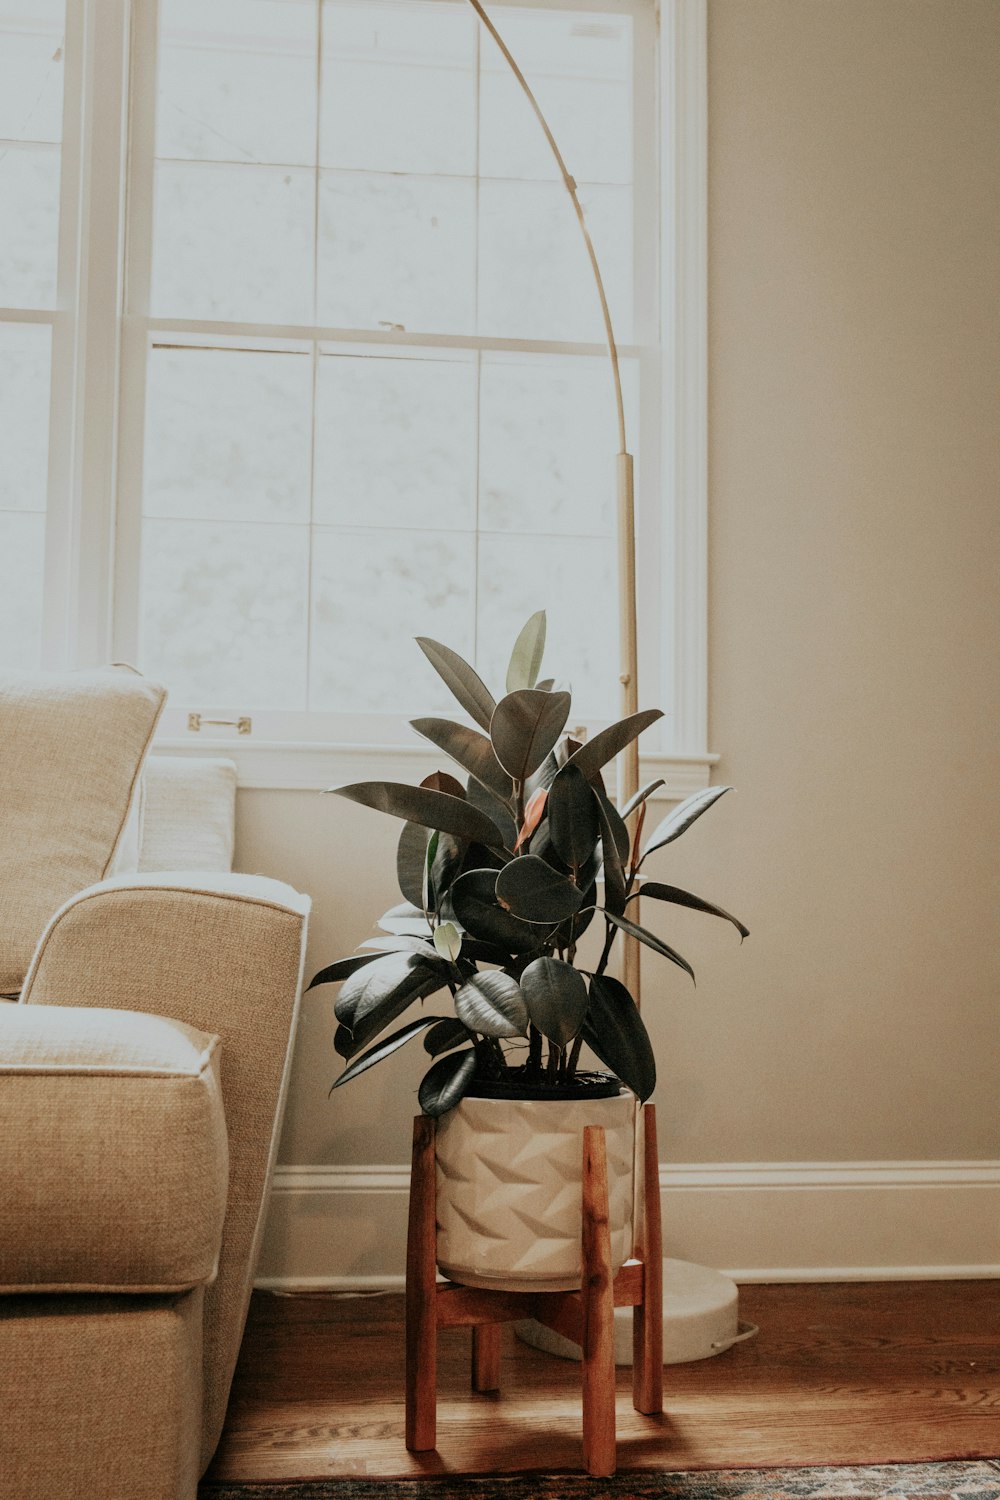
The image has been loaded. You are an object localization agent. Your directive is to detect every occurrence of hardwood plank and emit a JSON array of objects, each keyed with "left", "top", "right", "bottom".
[{"left": 204, "top": 1281, "right": 1000, "bottom": 1482}]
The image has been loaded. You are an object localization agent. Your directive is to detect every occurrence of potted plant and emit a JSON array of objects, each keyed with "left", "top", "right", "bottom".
[{"left": 311, "top": 612, "right": 747, "bottom": 1291}]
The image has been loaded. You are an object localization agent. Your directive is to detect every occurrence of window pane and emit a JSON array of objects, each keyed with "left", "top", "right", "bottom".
[
  {"left": 156, "top": 0, "right": 317, "bottom": 166},
  {"left": 317, "top": 171, "right": 475, "bottom": 332},
  {"left": 479, "top": 353, "right": 625, "bottom": 538},
  {"left": 0, "top": 0, "right": 65, "bottom": 144},
  {"left": 144, "top": 346, "right": 312, "bottom": 523},
  {"left": 140, "top": 519, "right": 310, "bottom": 707},
  {"left": 0, "top": 144, "right": 61, "bottom": 308},
  {"left": 310, "top": 527, "right": 475, "bottom": 713},
  {"left": 0, "top": 322, "right": 51, "bottom": 511},
  {"left": 478, "top": 179, "right": 632, "bottom": 342},
  {"left": 321, "top": 1, "right": 475, "bottom": 176},
  {"left": 479, "top": 10, "right": 631, "bottom": 185},
  {"left": 0, "top": 512, "right": 45, "bottom": 671},
  {"left": 151, "top": 162, "right": 315, "bottom": 322},
  {"left": 314, "top": 351, "right": 476, "bottom": 530},
  {"left": 476, "top": 532, "right": 616, "bottom": 718}
]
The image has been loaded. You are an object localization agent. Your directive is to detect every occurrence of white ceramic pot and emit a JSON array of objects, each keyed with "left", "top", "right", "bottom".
[{"left": 434, "top": 1089, "right": 636, "bottom": 1292}]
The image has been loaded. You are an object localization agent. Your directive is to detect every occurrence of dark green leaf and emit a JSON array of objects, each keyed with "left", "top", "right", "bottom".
[
  {"left": 603, "top": 910, "right": 695, "bottom": 983},
  {"left": 332, "top": 1015, "right": 453, "bottom": 1091},
  {"left": 547, "top": 762, "right": 600, "bottom": 870},
  {"left": 584, "top": 974, "right": 655, "bottom": 1102},
  {"left": 495, "top": 854, "right": 583, "bottom": 924},
  {"left": 520, "top": 956, "right": 589, "bottom": 1047},
  {"left": 464, "top": 778, "right": 517, "bottom": 852},
  {"left": 450, "top": 868, "right": 544, "bottom": 951},
  {"left": 459, "top": 937, "right": 515, "bottom": 966},
  {"left": 526, "top": 750, "right": 560, "bottom": 798},
  {"left": 554, "top": 885, "right": 598, "bottom": 947},
  {"left": 424, "top": 1017, "right": 473, "bottom": 1056},
  {"left": 308, "top": 953, "right": 381, "bottom": 990},
  {"left": 535, "top": 677, "right": 555, "bottom": 692},
  {"left": 455, "top": 971, "right": 528, "bottom": 1037},
  {"left": 334, "top": 1023, "right": 356, "bottom": 1059},
  {"left": 411, "top": 717, "right": 513, "bottom": 802},
  {"left": 489, "top": 689, "right": 571, "bottom": 783},
  {"left": 620, "top": 779, "right": 666, "bottom": 819},
  {"left": 631, "top": 882, "right": 749, "bottom": 940},
  {"left": 335, "top": 952, "right": 449, "bottom": 1053},
  {"left": 420, "top": 769, "right": 466, "bottom": 800},
  {"left": 594, "top": 786, "right": 627, "bottom": 916},
  {"left": 565, "top": 709, "right": 664, "bottom": 781},
  {"left": 641, "top": 785, "right": 734, "bottom": 859},
  {"left": 416, "top": 637, "right": 496, "bottom": 732},
  {"left": 330, "top": 780, "right": 504, "bottom": 847},
  {"left": 418, "top": 1049, "right": 478, "bottom": 1117},
  {"left": 396, "top": 821, "right": 430, "bottom": 907},
  {"left": 506, "top": 610, "right": 546, "bottom": 693}
]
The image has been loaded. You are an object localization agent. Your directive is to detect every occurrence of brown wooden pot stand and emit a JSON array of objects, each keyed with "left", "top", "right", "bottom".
[{"left": 405, "top": 1101, "right": 663, "bottom": 1478}]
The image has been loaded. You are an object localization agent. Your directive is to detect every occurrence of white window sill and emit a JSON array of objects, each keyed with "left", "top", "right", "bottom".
[{"left": 152, "top": 736, "right": 719, "bottom": 801}]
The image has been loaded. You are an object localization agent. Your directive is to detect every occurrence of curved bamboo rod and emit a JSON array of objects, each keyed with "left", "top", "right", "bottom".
[{"left": 467, "top": 0, "right": 642, "bottom": 1002}]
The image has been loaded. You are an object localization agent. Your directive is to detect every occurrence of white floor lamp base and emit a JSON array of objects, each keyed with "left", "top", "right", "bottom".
[{"left": 514, "top": 1258, "right": 758, "bottom": 1365}]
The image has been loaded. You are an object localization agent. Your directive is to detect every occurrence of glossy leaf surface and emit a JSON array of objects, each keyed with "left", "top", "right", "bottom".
[
  {"left": 396, "top": 820, "right": 429, "bottom": 907},
  {"left": 423, "top": 1016, "right": 473, "bottom": 1056},
  {"left": 420, "top": 768, "right": 466, "bottom": 800},
  {"left": 547, "top": 762, "right": 599, "bottom": 870},
  {"left": 584, "top": 973, "right": 655, "bottom": 1102},
  {"left": 455, "top": 970, "right": 528, "bottom": 1037},
  {"left": 331, "top": 780, "right": 504, "bottom": 846},
  {"left": 641, "top": 785, "right": 734, "bottom": 859},
  {"left": 410, "top": 716, "right": 513, "bottom": 801},
  {"left": 450, "top": 867, "right": 542, "bottom": 952},
  {"left": 308, "top": 951, "right": 381, "bottom": 989},
  {"left": 520, "top": 956, "right": 589, "bottom": 1047},
  {"left": 495, "top": 854, "right": 583, "bottom": 924},
  {"left": 595, "top": 787, "right": 627, "bottom": 916},
  {"left": 418, "top": 1048, "right": 477, "bottom": 1116},
  {"left": 513, "top": 786, "right": 548, "bottom": 850},
  {"left": 334, "top": 953, "right": 449, "bottom": 1056},
  {"left": 505, "top": 609, "right": 546, "bottom": 693},
  {"left": 416, "top": 635, "right": 496, "bottom": 731},
  {"left": 433, "top": 920, "right": 463, "bottom": 961},
  {"left": 465, "top": 775, "right": 518, "bottom": 850},
  {"left": 489, "top": 688, "right": 571, "bottom": 782},
  {"left": 633, "top": 882, "right": 748, "bottom": 939}
]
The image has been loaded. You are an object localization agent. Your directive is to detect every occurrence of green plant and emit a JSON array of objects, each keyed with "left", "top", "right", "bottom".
[{"left": 310, "top": 613, "right": 747, "bottom": 1116}]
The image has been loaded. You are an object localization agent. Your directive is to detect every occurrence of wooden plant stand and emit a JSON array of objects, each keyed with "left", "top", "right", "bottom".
[{"left": 405, "top": 1102, "right": 663, "bottom": 1478}]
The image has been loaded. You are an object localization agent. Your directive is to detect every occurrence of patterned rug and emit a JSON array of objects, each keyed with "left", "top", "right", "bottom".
[{"left": 199, "top": 1460, "right": 1000, "bottom": 1500}]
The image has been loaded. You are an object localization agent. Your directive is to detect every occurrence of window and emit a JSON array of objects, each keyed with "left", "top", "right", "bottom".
[{"left": 2, "top": 0, "right": 709, "bottom": 778}]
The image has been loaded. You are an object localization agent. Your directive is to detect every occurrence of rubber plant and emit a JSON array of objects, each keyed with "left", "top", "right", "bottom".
[{"left": 310, "top": 612, "right": 747, "bottom": 1116}]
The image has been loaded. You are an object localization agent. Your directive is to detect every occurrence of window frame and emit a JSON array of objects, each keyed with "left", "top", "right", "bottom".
[{"left": 44, "top": 0, "right": 712, "bottom": 793}]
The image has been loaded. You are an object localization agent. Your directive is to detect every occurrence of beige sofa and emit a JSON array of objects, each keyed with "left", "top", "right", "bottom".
[{"left": 0, "top": 670, "right": 310, "bottom": 1499}]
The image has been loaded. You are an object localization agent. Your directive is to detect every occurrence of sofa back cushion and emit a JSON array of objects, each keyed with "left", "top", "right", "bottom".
[{"left": 0, "top": 665, "right": 165, "bottom": 994}]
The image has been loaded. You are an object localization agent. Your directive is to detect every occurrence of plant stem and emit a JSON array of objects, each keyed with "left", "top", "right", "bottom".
[
  {"left": 527, "top": 1023, "right": 543, "bottom": 1078},
  {"left": 566, "top": 1033, "right": 584, "bottom": 1077}
]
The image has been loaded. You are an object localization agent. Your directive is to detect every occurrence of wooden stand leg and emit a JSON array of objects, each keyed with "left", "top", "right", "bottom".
[
  {"left": 632, "top": 1103, "right": 663, "bottom": 1414},
  {"left": 405, "top": 1115, "right": 438, "bottom": 1451},
  {"left": 581, "top": 1125, "right": 617, "bottom": 1478},
  {"left": 471, "top": 1323, "right": 502, "bottom": 1393}
]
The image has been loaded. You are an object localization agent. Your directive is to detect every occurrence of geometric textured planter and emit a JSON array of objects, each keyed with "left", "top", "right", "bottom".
[{"left": 435, "top": 1090, "right": 636, "bottom": 1292}]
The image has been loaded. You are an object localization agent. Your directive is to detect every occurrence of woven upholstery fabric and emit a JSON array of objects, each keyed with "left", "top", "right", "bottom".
[
  {"left": 21, "top": 870, "right": 310, "bottom": 1471},
  {"left": 0, "top": 665, "right": 165, "bottom": 993},
  {"left": 0, "top": 1286, "right": 203, "bottom": 1500},
  {"left": 139, "top": 756, "right": 237, "bottom": 873},
  {"left": 0, "top": 1004, "right": 227, "bottom": 1293}
]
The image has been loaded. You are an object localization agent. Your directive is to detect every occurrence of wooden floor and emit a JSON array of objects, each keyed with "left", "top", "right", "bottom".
[{"left": 204, "top": 1282, "right": 1000, "bottom": 1483}]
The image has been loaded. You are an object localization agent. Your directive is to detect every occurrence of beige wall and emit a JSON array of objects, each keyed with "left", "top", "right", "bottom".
[{"left": 240, "top": 0, "right": 998, "bottom": 1187}]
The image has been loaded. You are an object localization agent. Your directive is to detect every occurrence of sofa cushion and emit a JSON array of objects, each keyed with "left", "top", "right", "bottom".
[
  {"left": 0, "top": 1004, "right": 228, "bottom": 1293},
  {"left": 0, "top": 665, "right": 166, "bottom": 994},
  {"left": 139, "top": 756, "right": 237, "bottom": 873}
]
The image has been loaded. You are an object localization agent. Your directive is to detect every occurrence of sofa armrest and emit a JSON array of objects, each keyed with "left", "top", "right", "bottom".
[
  {"left": 0, "top": 1002, "right": 227, "bottom": 1294},
  {"left": 19, "top": 871, "right": 311, "bottom": 1463}
]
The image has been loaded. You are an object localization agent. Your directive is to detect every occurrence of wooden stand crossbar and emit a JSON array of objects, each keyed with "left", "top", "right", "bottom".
[{"left": 405, "top": 1103, "right": 663, "bottom": 1477}]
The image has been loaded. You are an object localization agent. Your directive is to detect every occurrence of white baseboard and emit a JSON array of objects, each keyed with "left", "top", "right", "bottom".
[{"left": 255, "top": 1159, "right": 1000, "bottom": 1290}]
